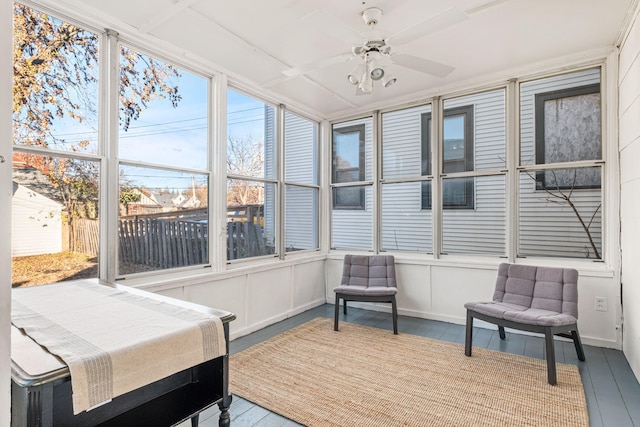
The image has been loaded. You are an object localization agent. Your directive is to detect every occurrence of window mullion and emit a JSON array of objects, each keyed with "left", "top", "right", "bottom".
[
  {"left": 277, "top": 104, "right": 285, "bottom": 260},
  {"left": 103, "top": 30, "right": 120, "bottom": 282},
  {"left": 507, "top": 79, "right": 518, "bottom": 262},
  {"left": 431, "top": 97, "right": 443, "bottom": 258}
]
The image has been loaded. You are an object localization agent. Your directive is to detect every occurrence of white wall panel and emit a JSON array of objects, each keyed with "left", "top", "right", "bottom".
[
  {"left": 619, "top": 3, "right": 640, "bottom": 379},
  {"left": 326, "top": 257, "right": 620, "bottom": 347}
]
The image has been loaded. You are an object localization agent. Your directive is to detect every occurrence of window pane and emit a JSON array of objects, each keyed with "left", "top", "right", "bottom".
[
  {"left": 381, "top": 104, "right": 431, "bottom": 179},
  {"left": 285, "top": 185, "right": 318, "bottom": 252},
  {"left": 520, "top": 68, "right": 601, "bottom": 166},
  {"left": 333, "top": 186, "right": 365, "bottom": 210},
  {"left": 443, "top": 115, "right": 465, "bottom": 161},
  {"left": 12, "top": 153, "right": 100, "bottom": 286},
  {"left": 381, "top": 182, "right": 432, "bottom": 252},
  {"left": 285, "top": 112, "right": 317, "bottom": 185},
  {"left": 13, "top": 5, "right": 99, "bottom": 154},
  {"left": 442, "top": 176, "right": 505, "bottom": 255},
  {"left": 331, "top": 185, "right": 373, "bottom": 250},
  {"left": 519, "top": 168, "right": 602, "bottom": 259},
  {"left": 227, "top": 180, "right": 276, "bottom": 260},
  {"left": 118, "top": 165, "right": 208, "bottom": 274},
  {"left": 119, "top": 47, "right": 208, "bottom": 169},
  {"left": 332, "top": 124, "right": 365, "bottom": 185},
  {"left": 443, "top": 89, "right": 506, "bottom": 172},
  {"left": 227, "top": 89, "right": 276, "bottom": 179},
  {"left": 332, "top": 118, "right": 372, "bottom": 213}
]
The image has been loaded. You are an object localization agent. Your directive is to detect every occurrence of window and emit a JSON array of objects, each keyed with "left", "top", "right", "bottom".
[
  {"left": 11, "top": 3, "right": 320, "bottom": 281},
  {"left": 519, "top": 68, "right": 602, "bottom": 259},
  {"left": 331, "top": 118, "right": 373, "bottom": 250},
  {"left": 421, "top": 106, "right": 475, "bottom": 209},
  {"left": 380, "top": 105, "right": 433, "bottom": 252},
  {"left": 117, "top": 46, "right": 210, "bottom": 275},
  {"left": 284, "top": 112, "right": 319, "bottom": 252},
  {"left": 332, "top": 124, "right": 365, "bottom": 210},
  {"left": 534, "top": 83, "right": 601, "bottom": 190},
  {"left": 12, "top": 5, "right": 101, "bottom": 286},
  {"left": 226, "top": 89, "right": 277, "bottom": 261},
  {"left": 441, "top": 90, "right": 506, "bottom": 256}
]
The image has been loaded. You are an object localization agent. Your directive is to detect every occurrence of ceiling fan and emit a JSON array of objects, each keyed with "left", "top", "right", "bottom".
[{"left": 282, "top": 6, "right": 469, "bottom": 94}]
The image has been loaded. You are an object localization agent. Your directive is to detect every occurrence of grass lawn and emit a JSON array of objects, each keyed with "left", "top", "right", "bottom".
[{"left": 12, "top": 252, "right": 97, "bottom": 287}]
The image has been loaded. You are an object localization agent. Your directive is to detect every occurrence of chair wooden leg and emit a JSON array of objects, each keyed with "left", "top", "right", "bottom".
[
  {"left": 498, "top": 326, "right": 506, "bottom": 340},
  {"left": 391, "top": 297, "right": 398, "bottom": 335},
  {"left": 544, "top": 328, "right": 557, "bottom": 385},
  {"left": 334, "top": 294, "right": 340, "bottom": 331},
  {"left": 572, "top": 329, "right": 586, "bottom": 361},
  {"left": 465, "top": 310, "right": 473, "bottom": 357}
]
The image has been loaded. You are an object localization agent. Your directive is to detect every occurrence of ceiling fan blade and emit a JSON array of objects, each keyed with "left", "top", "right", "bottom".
[
  {"left": 392, "top": 53, "right": 455, "bottom": 78},
  {"left": 301, "top": 9, "right": 363, "bottom": 43},
  {"left": 283, "top": 53, "right": 353, "bottom": 77},
  {"left": 389, "top": 7, "right": 468, "bottom": 46}
]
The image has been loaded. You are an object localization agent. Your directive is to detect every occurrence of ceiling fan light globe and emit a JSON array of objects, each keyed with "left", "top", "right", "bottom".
[
  {"left": 347, "top": 63, "right": 365, "bottom": 85},
  {"left": 347, "top": 74, "right": 360, "bottom": 85},
  {"left": 382, "top": 74, "right": 397, "bottom": 87},
  {"left": 370, "top": 67, "right": 384, "bottom": 80}
]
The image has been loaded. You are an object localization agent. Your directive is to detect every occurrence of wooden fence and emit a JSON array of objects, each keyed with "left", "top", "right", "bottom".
[
  {"left": 227, "top": 221, "right": 270, "bottom": 260},
  {"left": 119, "top": 217, "right": 208, "bottom": 269},
  {"left": 70, "top": 218, "right": 99, "bottom": 257},
  {"left": 117, "top": 207, "right": 270, "bottom": 268}
]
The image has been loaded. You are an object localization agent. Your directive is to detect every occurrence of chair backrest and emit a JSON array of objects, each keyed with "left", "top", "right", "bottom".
[
  {"left": 341, "top": 255, "right": 397, "bottom": 288},
  {"left": 493, "top": 263, "right": 578, "bottom": 317}
]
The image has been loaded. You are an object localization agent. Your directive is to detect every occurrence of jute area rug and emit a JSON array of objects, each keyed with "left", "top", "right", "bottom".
[{"left": 230, "top": 318, "right": 589, "bottom": 427}]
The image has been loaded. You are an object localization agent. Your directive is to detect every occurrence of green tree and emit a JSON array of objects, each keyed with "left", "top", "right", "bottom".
[{"left": 12, "top": 3, "right": 181, "bottom": 226}]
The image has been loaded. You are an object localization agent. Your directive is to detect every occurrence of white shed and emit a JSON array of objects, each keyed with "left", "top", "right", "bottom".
[{"left": 12, "top": 182, "right": 63, "bottom": 257}]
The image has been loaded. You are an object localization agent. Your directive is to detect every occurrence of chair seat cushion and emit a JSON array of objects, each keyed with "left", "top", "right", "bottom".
[
  {"left": 503, "top": 308, "right": 577, "bottom": 327},
  {"left": 466, "top": 302, "right": 577, "bottom": 327},
  {"left": 464, "top": 301, "right": 526, "bottom": 318},
  {"left": 333, "top": 285, "right": 397, "bottom": 297}
]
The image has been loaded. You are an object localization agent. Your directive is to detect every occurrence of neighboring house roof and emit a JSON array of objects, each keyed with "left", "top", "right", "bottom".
[
  {"left": 150, "top": 192, "right": 200, "bottom": 209},
  {"left": 150, "top": 192, "right": 176, "bottom": 208},
  {"left": 128, "top": 188, "right": 159, "bottom": 207},
  {"left": 181, "top": 196, "right": 201, "bottom": 209},
  {"left": 12, "top": 182, "right": 63, "bottom": 209},
  {"left": 12, "top": 167, "right": 64, "bottom": 203}
]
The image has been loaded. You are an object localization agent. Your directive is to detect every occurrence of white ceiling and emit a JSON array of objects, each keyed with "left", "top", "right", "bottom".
[{"left": 53, "top": 0, "right": 636, "bottom": 119}]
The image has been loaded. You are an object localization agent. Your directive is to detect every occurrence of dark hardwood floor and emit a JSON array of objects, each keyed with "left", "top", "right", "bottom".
[{"left": 190, "top": 304, "right": 640, "bottom": 427}]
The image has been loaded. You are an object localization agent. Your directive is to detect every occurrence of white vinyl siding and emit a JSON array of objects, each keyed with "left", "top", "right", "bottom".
[
  {"left": 331, "top": 117, "right": 373, "bottom": 250},
  {"left": 442, "top": 175, "right": 506, "bottom": 254},
  {"left": 381, "top": 105, "right": 432, "bottom": 252},
  {"left": 382, "top": 105, "right": 430, "bottom": 179},
  {"left": 285, "top": 113, "right": 317, "bottom": 185},
  {"left": 263, "top": 105, "right": 276, "bottom": 247},
  {"left": 381, "top": 181, "right": 432, "bottom": 252},
  {"left": 444, "top": 90, "right": 506, "bottom": 171},
  {"left": 284, "top": 112, "right": 318, "bottom": 251},
  {"left": 12, "top": 185, "right": 63, "bottom": 257},
  {"left": 441, "top": 89, "right": 506, "bottom": 255},
  {"left": 285, "top": 186, "right": 318, "bottom": 251},
  {"left": 519, "top": 68, "right": 602, "bottom": 259},
  {"left": 518, "top": 169, "right": 603, "bottom": 258}
]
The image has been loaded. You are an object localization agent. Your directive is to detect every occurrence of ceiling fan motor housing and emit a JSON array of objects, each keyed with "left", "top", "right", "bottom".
[{"left": 362, "top": 7, "right": 383, "bottom": 26}]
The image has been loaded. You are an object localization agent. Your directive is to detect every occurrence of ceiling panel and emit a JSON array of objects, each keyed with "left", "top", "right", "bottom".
[{"left": 54, "top": 0, "right": 636, "bottom": 117}]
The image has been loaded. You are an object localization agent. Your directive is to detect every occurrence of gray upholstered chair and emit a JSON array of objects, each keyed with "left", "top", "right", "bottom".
[
  {"left": 464, "top": 263, "right": 585, "bottom": 385},
  {"left": 333, "top": 255, "right": 398, "bottom": 334}
]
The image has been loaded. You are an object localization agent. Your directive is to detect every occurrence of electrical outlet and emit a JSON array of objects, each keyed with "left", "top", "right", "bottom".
[{"left": 595, "top": 296, "right": 607, "bottom": 312}]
